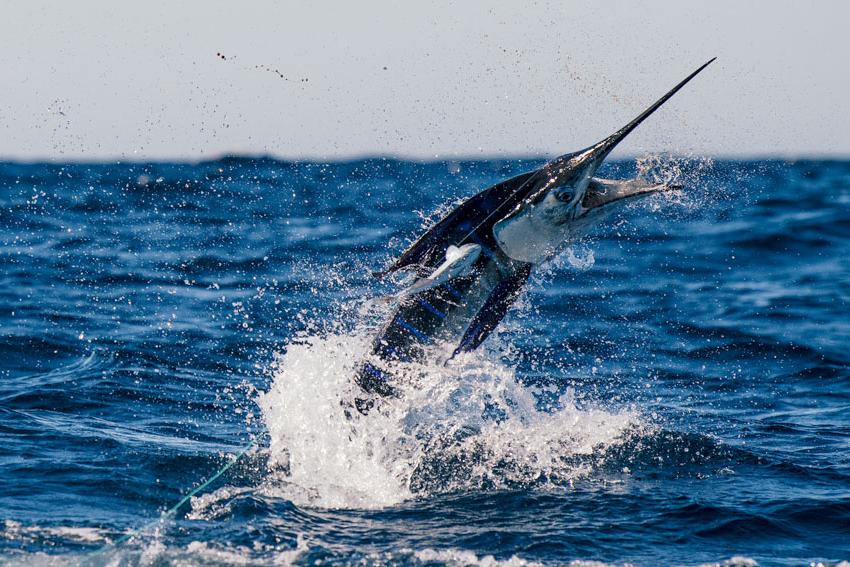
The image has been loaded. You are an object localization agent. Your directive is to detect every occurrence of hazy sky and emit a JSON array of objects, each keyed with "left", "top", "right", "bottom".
[{"left": 1, "top": 1, "right": 848, "bottom": 160}]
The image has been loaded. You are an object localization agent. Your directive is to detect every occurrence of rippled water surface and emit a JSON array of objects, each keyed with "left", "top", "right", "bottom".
[{"left": 1, "top": 158, "right": 848, "bottom": 566}]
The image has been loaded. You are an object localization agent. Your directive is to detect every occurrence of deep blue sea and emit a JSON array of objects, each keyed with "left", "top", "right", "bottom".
[{"left": 1, "top": 157, "right": 848, "bottom": 566}]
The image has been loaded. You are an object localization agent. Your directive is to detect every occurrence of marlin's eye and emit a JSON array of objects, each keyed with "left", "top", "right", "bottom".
[{"left": 555, "top": 189, "right": 574, "bottom": 203}]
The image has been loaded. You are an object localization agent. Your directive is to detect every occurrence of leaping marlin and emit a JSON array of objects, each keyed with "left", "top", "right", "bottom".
[{"left": 355, "top": 59, "right": 715, "bottom": 411}]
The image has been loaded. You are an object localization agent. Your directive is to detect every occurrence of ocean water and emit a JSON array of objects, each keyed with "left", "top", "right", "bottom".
[{"left": 0, "top": 157, "right": 848, "bottom": 566}]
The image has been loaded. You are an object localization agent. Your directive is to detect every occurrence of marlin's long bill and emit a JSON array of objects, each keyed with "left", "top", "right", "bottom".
[{"left": 589, "top": 57, "right": 716, "bottom": 161}]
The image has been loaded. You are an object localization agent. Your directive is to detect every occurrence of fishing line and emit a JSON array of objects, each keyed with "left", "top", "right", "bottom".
[{"left": 83, "top": 427, "right": 267, "bottom": 564}]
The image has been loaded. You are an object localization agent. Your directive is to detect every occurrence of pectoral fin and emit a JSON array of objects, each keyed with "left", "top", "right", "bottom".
[{"left": 450, "top": 264, "right": 532, "bottom": 358}]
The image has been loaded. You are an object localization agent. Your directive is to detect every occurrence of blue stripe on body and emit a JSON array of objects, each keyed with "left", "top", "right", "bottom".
[
  {"left": 363, "top": 362, "right": 389, "bottom": 381},
  {"left": 417, "top": 298, "right": 446, "bottom": 319},
  {"left": 443, "top": 283, "right": 463, "bottom": 300},
  {"left": 394, "top": 317, "right": 430, "bottom": 342}
]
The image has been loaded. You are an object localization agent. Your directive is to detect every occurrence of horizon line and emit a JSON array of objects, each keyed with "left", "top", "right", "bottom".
[{"left": 2, "top": 151, "right": 850, "bottom": 167}]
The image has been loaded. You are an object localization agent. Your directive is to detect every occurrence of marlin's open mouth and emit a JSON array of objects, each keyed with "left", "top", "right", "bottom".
[{"left": 581, "top": 180, "right": 681, "bottom": 211}]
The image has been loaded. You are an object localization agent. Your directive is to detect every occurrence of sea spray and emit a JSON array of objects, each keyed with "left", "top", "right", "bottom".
[{"left": 256, "top": 328, "right": 641, "bottom": 509}]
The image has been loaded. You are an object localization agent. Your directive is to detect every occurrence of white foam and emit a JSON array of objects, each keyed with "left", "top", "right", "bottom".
[
  {"left": 178, "top": 538, "right": 308, "bottom": 565},
  {"left": 412, "top": 549, "right": 639, "bottom": 567},
  {"left": 257, "top": 331, "right": 411, "bottom": 508},
  {"left": 256, "top": 327, "right": 641, "bottom": 509},
  {"left": 414, "top": 547, "right": 545, "bottom": 566},
  {"left": 188, "top": 485, "right": 256, "bottom": 521},
  {"left": 2, "top": 520, "right": 107, "bottom": 544},
  {"left": 696, "top": 557, "right": 759, "bottom": 567}
]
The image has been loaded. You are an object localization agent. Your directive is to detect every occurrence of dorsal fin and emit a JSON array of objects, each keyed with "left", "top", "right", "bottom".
[{"left": 374, "top": 170, "right": 537, "bottom": 278}]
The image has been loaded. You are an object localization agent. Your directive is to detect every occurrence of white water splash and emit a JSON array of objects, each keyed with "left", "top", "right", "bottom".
[
  {"left": 256, "top": 329, "right": 641, "bottom": 510},
  {"left": 2, "top": 520, "right": 107, "bottom": 545},
  {"left": 695, "top": 557, "right": 760, "bottom": 567},
  {"left": 414, "top": 547, "right": 545, "bottom": 566},
  {"left": 563, "top": 245, "right": 596, "bottom": 270},
  {"left": 634, "top": 153, "right": 716, "bottom": 213}
]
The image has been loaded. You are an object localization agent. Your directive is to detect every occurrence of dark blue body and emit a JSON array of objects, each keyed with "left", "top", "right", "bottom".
[{"left": 1, "top": 158, "right": 849, "bottom": 565}]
